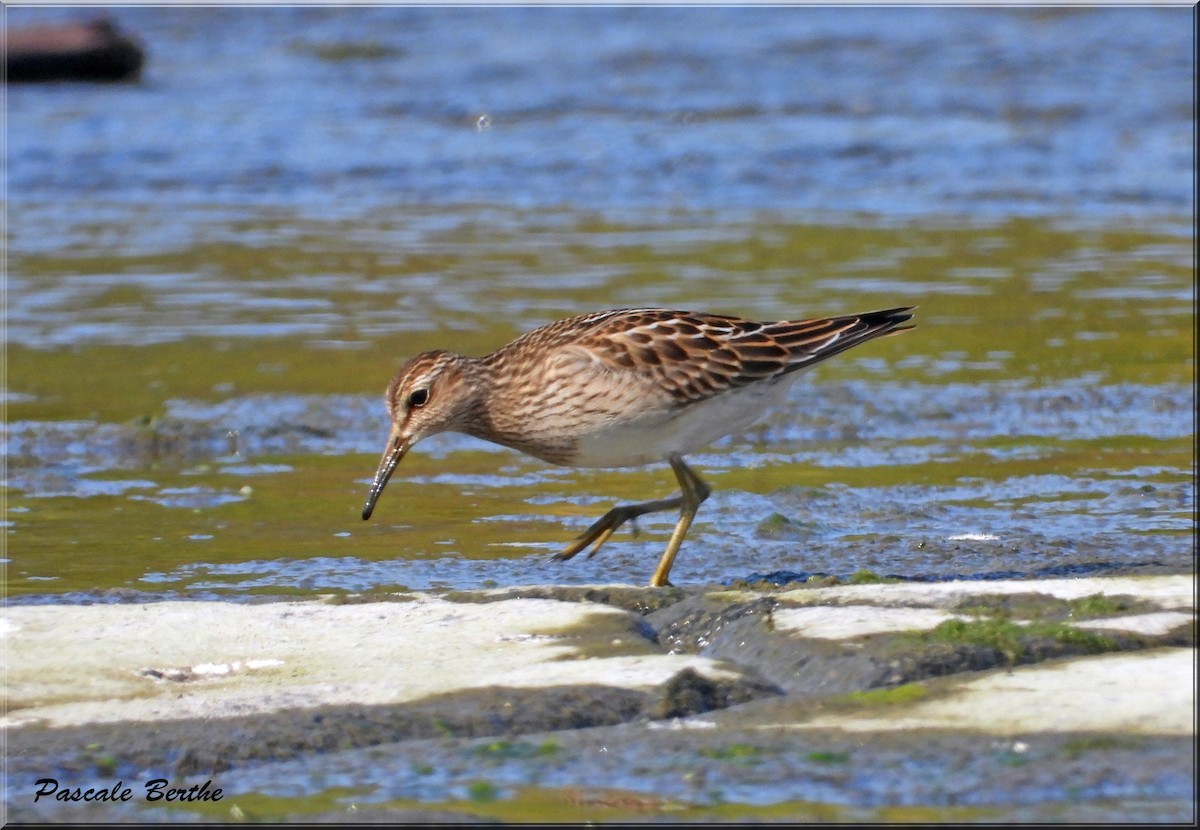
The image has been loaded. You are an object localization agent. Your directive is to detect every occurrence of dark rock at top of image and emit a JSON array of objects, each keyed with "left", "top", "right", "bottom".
[{"left": 6, "top": 18, "right": 145, "bottom": 83}]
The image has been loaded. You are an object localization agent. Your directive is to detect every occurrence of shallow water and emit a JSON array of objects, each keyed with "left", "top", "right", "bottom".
[
  {"left": 208, "top": 728, "right": 1194, "bottom": 822},
  {"left": 4, "top": 7, "right": 1195, "bottom": 600},
  {"left": 6, "top": 7, "right": 1193, "bottom": 223},
  {"left": 6, "top": 217, "right": 1192, "bottom": 598}
]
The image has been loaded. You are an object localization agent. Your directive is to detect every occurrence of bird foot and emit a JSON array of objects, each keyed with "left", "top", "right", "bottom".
[{"left": 552, "top": 504, "right": 643, "bottom": 562}]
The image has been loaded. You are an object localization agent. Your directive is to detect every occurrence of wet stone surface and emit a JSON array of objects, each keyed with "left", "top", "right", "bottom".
[{"left": 4, "top": 576, "right": 1193, "bottom": 822}]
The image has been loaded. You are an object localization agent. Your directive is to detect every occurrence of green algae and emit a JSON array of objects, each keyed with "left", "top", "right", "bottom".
[
  {"left": 956, "top": 591, "right": 1153, "bottom": 623},
  {"left": 844, "top": 682, "right": 930, "bottom": 707},
  {"left": 466, "top": 780, "right": 500, "bottom": 803},
  {"left": 700, "top": 742, "right": 770, "bottom": 764},
  {"left": 848, "top": 569, "right": 901, "bottom": 585},
  {"left": 806, "top": 749, "right": 851, "bottom": 764},
  {"left": 922, "top": 618, "right": 1121, "bottom": 664},
  {"left": 1067, "top": 593, "right": 1145, "bottom": 619},
  {"left": 471, "top": 738, "right": 562, "bottom": 760}
]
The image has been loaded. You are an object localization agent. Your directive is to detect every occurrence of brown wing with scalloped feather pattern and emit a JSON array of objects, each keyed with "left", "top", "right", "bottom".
[{"left": 491, "top": 306, "right": 913, "bottom": 408}]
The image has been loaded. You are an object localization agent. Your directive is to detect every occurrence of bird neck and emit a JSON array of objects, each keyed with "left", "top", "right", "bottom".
[{"left": 449, "top": 356, "right": 496, "bottom": 437}]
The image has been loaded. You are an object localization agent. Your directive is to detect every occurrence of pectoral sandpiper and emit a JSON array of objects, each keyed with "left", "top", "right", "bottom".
[{"left": 362, "top": 306, "right": 914, "bottom": 586}]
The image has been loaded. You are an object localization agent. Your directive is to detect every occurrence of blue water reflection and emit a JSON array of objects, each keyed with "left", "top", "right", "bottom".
[{"left": 7, "top": 6, "right": 1192, "bottom": 238}]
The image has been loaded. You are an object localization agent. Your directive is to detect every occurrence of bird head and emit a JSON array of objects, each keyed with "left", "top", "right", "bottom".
[{"left": 361, "top": 349, "right": 474, "bottom": 520}]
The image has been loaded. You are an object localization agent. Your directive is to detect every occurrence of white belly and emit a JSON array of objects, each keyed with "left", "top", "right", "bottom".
[{"left": 569, "top": 375, "right": 799, "bottom": 468}]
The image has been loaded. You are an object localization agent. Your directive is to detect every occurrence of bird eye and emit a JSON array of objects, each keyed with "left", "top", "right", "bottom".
[{"left": 407, "top": 388, "right": 429, "bottom": 408}]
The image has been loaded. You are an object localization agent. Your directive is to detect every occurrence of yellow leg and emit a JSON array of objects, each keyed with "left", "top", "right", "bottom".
[
  {"left": 553, "top": 494, "right": 684, "bottom": 561},
  {"left": 648, "top": 456, "right": 711, "bottom": 587},
  {"left": 553, "top": 455, "right": 711, "bottom": 587}
]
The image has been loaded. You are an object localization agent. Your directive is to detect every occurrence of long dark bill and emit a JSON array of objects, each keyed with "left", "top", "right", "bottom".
[{"left": 361, "top": 432, "right": 409, "bottom": 520}]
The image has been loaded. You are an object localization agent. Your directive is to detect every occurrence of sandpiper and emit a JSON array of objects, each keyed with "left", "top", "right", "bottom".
[{"left": 362, "top": 306, "right": 914, "bottom": 586}]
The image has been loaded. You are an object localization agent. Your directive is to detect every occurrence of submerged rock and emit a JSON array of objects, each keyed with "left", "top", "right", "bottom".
[{"left": 6, "top": 19, "right": 145, "bottom": 83}]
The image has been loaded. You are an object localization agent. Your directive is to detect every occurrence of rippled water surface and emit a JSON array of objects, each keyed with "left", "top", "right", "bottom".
[{"left": 4, "top": 6, "right": 1195, "bottom": 600}]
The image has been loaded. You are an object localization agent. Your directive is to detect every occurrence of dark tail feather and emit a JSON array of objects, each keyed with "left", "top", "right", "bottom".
[{"left": 779, "top": 306, "right": 915, "bottom": 373}]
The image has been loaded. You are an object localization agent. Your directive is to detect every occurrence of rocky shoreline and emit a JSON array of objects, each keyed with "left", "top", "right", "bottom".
[{"left": 3, "top": 573, "right": 1194, "bottom": 822}]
